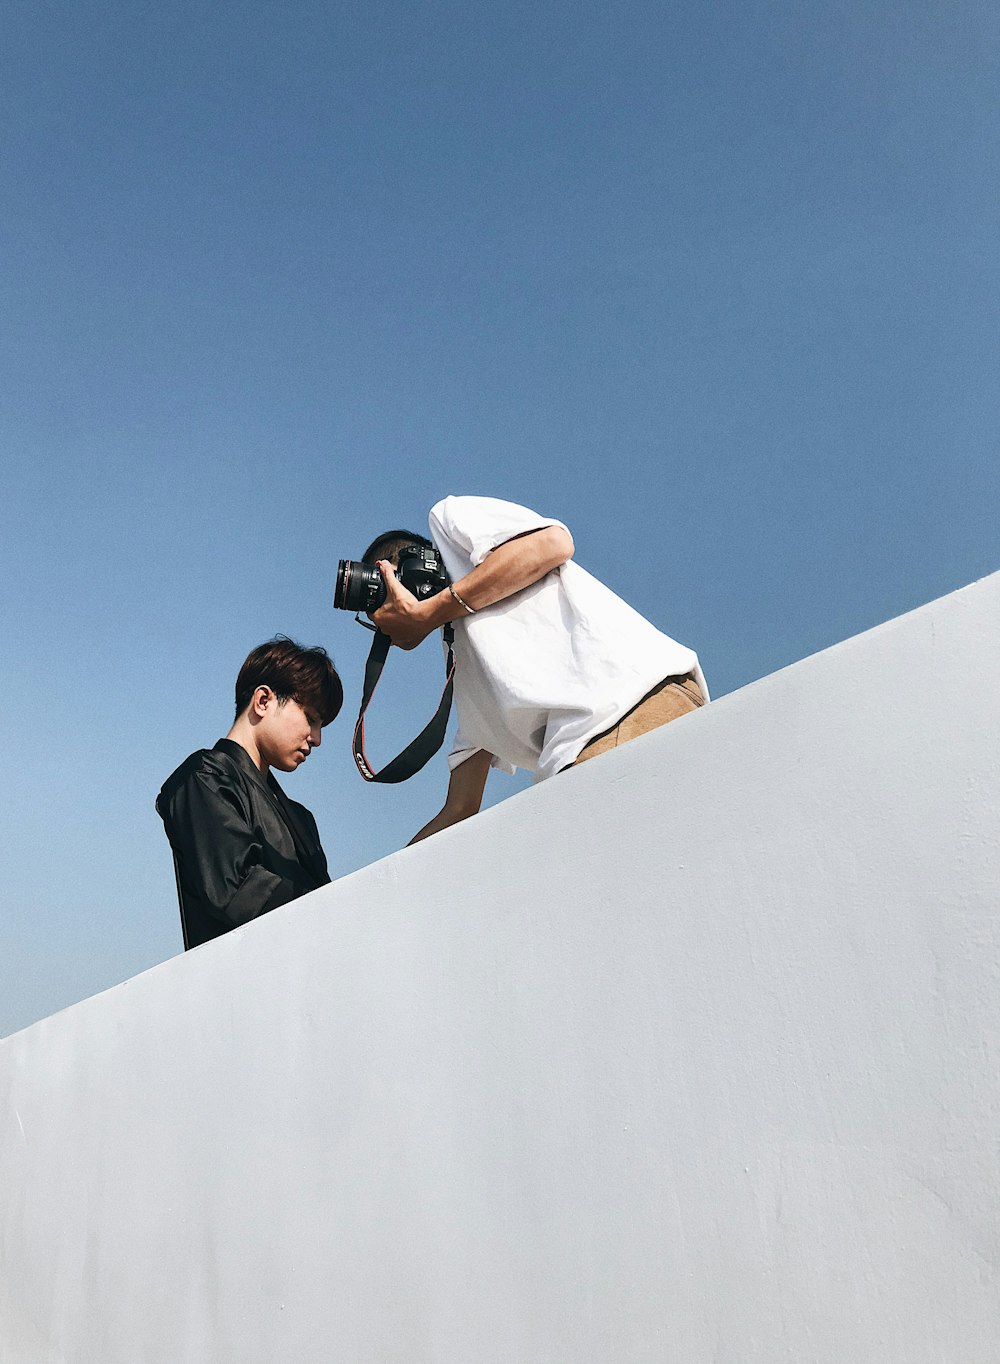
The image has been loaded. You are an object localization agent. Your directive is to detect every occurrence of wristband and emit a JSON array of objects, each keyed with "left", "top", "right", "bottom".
[{"left": 448, "top": 583, "right": 476, "bottom": 615}]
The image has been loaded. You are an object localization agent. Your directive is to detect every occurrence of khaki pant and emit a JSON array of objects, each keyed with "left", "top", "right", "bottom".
[{"left": 573, "top": 673, "right": 706, "bottom": 768}]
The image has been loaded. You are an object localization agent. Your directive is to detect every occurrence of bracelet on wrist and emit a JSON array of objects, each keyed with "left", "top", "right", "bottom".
[{"left": 448, "top": 583, "right": 476, "bottom": 616}]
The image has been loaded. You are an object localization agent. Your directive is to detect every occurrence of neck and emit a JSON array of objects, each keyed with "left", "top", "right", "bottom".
[{"left": 225, "top": 717, "right": 267, "bottom": 774}]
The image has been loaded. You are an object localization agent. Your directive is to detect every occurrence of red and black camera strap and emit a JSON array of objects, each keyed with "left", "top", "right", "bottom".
[{"left": 352, "top": 624, "right": 456, "bottom": 783}]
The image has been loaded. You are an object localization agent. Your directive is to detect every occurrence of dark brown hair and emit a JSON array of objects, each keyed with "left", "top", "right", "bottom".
[
  {"left": 361, "top": 529, "right": 433, "bottom": 566},
  {"left": 234, "top": 637, "right": 343, "bottom": 726}
]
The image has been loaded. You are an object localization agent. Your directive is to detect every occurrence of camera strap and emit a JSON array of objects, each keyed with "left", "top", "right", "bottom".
[{"left": 353, "top": 624, "right": 456, "bottom": 783}]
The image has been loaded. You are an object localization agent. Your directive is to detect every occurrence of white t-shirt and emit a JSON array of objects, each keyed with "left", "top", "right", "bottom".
[{"left": 428, "top": 496, "right": 708, "bottom": 781}]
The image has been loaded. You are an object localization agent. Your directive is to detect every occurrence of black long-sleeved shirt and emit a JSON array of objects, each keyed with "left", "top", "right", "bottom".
[{"left": 156, "top": 738, "right": 330, "bottom": 950}]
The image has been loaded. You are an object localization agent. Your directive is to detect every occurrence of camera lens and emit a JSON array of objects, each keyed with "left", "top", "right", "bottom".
[{"left": 334, "top": 560, "right": 387, "bottom": 614}]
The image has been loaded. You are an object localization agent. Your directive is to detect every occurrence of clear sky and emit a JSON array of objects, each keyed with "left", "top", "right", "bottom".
[{"left": 2, "top": 0, "right": 998, "bottom": 1037}]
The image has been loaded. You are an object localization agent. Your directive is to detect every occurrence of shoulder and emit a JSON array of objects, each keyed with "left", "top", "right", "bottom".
[
  {"left": 157, "top": 745, "right": 250, "bottom": 809},
  {"left": 428, "top": 495, "right": 461, "bottom": 535},
  {"left": 430, "top": 496, "right": 568, "bottom": 565},
  {"left": 430, "top": 495, "right": 522, "bottom": 525},
  {"left": 430, "top": 496, "right": 557, "bottom": 543}
]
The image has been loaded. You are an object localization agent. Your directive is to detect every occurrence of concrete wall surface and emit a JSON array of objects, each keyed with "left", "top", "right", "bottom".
[{"left": 2, "top": 572, "right": 999, "bottom": 1363}]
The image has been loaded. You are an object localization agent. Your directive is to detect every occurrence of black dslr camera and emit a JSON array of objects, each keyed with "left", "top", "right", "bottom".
[{"left": 334, "top": 544, "right": 450, "bottom": 616}]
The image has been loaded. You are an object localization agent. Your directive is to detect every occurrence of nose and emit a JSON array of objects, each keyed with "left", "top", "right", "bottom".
[{"left": 311, "top": 723, "right": 322, "bottom": 748}]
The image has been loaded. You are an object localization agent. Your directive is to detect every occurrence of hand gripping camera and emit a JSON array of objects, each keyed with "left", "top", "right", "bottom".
[
  {"left": 333, "top": 544, "right": 455, "bottom": 785},
  {"left": 333, "top": 544, "right": 450, "bottom": 616}
]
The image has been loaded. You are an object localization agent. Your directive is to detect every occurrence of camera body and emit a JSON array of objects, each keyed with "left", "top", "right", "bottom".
[{"left": 334, "top": 544, "right": 450, "bottom": 616}]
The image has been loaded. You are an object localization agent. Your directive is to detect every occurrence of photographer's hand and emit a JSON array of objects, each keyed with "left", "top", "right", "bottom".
[{"left": 371, "top": 561, "right": 439, "bottom": 650}]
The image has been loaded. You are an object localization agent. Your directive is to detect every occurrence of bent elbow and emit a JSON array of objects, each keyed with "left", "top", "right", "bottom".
[{"left": 543, "top": 525, "right": 574, "bottom": 570}]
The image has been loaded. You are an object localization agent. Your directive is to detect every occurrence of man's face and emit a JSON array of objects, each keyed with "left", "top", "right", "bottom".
[{"left": 256, "top": 693, "right": 323, "bottom": 773}]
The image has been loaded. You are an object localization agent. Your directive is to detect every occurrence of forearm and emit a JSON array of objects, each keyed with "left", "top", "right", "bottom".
[
  {"left": 408, "top": 804, "right": 473, "bottom": 844},
  {"left": 408, "top": 749, "right": 492, "bottom": 844},
  {"left": 217, "top": 864, "right": 298, "bottom": 927},
  {"left": 415, "top": 526, "right": 575, "bottom": 633}
]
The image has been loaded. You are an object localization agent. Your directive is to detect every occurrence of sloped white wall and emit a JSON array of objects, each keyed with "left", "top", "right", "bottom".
[{"left": 2, "top": 573, "right": 999, "bottom": 1364}]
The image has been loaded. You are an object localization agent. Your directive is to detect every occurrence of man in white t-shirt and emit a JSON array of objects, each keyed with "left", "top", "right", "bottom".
[{"left": 365, "top": 496, "right": 708, "bottom": 844}]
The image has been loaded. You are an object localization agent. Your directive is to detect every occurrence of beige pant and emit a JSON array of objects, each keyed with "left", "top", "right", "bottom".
[{"left": 573, "top": 673, "right": 706, "bottom": 767}]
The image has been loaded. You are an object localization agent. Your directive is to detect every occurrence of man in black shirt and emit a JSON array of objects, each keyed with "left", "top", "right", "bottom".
[{"left": 157, "top": 637, "right": 343, "bottom": 950}]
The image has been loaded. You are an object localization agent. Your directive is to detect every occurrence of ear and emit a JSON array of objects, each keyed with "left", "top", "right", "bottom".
[{"left": 251, "top": 685, "right": 274, "bottom": 718}]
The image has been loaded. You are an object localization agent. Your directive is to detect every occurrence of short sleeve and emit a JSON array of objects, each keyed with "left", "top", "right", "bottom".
[
  {"left": 448, "top": 735, "right": 516, "bottom": 777},
  {"left": 429, "top": 496, "right": 569, "bottom": 570}
]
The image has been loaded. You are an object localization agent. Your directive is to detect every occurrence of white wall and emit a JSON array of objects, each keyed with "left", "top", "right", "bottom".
[{"left": 2, "top": 572, "right": 999, "bottom": 1364}]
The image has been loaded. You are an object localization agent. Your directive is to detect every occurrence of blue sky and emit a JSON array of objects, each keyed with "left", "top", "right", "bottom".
[{"left": 2, "top": 0, "right": 998, "bottom": 1036}]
